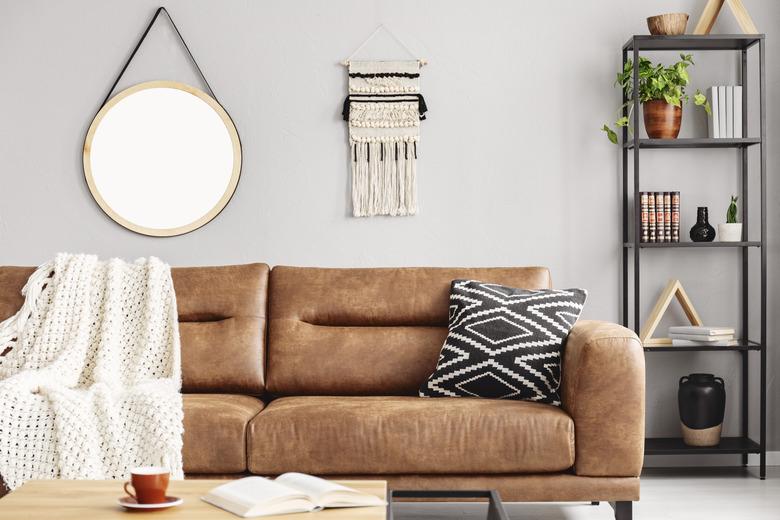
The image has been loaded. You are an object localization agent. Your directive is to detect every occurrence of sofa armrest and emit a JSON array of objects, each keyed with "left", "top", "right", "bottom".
[{"left": 561, "top": 320, "right": 645, "bottom": 477}]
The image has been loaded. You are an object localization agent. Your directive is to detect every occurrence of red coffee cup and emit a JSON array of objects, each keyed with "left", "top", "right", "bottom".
[{"left": 123, "top": 466, "right": 170, "bottom": 504}]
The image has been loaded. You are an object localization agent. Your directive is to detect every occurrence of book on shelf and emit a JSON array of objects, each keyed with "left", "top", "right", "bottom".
[
  {"left": 672, "top": 339, "right": 741, "bottom": 347},
  {"left": 669, "top": 333, "right": 734, "bottom": 342},
  {"left": 202, "top": 473, "right": 386, "bottom": 518},
  {"left": 734, "top": 85, "right": 743, "bottom": 138},
  {"left": 640, "top": 192, "right": 649, "bottom": 243},
  {"left": 648, "top": 192, "right": 656, "bottom": 243},
  {"left": 708, "top": 85, "right": 743, "bottom": 139},
  {"left": 671, "top": 191, "right": 680, "bottom": 242},
  {"left": 669, "top": 326, "right": 736, "bottom": 336},
  {"left": 639, "top": 191, "right": 679, "bottom": 243},
  {"left": 725, "top": 86, "right": 734, "bottom": 138},
  {"left": 655, "top": 191, "right": 664, "bottom": 242},
  {"left": 709, "top": 86, "right": 719, "bottom": 138},
  {"left": 718, "top": 85, "right": 727, "bottom": 138},
  {"left": 663, "top": 192, "right": 671, "bottom": 243}
]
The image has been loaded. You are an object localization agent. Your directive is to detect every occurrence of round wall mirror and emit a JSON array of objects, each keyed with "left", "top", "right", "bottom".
[{"left": 83, "top": 81, "right": 241, "bottom": 237}]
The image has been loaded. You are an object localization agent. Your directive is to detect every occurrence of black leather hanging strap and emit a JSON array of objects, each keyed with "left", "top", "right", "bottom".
[{"left": 100, "top": 6, "right": 218, "bottom": 106}]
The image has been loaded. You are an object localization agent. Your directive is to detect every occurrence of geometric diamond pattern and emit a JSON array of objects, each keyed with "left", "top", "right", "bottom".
[{"left": 419, "top": 280, "right": 587, "bottom": 406}]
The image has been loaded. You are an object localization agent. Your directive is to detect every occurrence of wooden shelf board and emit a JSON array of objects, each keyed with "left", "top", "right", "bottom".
[{"left": 645, "top": 436, "right": 761, "bottom": 455}]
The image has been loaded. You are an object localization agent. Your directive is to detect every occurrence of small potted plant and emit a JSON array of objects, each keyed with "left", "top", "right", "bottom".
[
  {"left": 718, "top": 195, "right": 742, "bottom": 242},
  {"left": 602, "top": 53, "right": 710, "bottom": 143}
]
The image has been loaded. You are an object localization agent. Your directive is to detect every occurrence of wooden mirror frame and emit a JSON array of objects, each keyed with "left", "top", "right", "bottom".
[{"left": 83, "top": 80, "right": 242, "bottom": 237}]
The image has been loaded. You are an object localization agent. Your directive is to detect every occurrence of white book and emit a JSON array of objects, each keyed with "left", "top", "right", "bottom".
[
  {"left": 734, "top": 85, "right": 743, "bottom": 138},
  {"left": 673, "top": 339, "right": 741, "bottom": 346},
  {"left": 709, "top": 87, "right": 719, "bottom": 138},
  {"left": 669, "top": 333, "right": 734, "bottom": 342},
  {"left": 725, "top": 86, "right": 734, "bottom": 138},
  {"left": 718, "top": 86, "right": 727, "bottom": 138},
  {"left": 202, "top": 474, "right": 386, "bottom": 518},
  {"left": 669, "top": 326, "right": 736, "bottom": 336}
]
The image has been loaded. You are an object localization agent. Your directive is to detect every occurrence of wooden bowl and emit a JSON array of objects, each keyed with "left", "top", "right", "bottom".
[{"left": 647, "top": 13, "right": 689, "bottom": 35}]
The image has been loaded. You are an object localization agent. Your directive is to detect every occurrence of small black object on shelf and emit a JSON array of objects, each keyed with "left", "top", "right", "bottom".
[
  {"left": 679, "top": 374, "right": 726, "bottom": 447},
  {"left": 689, "top": 207, "right": 716, "bottom": 242}
]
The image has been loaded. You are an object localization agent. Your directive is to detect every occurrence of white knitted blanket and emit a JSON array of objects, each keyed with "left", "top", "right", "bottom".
[{"left": 0, "top": 254, "right": 183, "bottom": 490}]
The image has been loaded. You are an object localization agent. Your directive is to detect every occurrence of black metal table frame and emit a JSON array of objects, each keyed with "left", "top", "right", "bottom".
[{"left": 386, "top": 490, "right": 510, "bottom": 520}]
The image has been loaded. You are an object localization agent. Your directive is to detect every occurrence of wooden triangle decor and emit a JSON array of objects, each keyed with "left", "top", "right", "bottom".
[
  {"left": 693, "top": 0, "right": 759, "bottom": 35},
  {"left": 640, "top": 279, "right": 704, "bottom": 346}
]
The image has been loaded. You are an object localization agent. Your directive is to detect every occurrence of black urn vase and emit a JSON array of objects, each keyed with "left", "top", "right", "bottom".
[
  {"left": 678, "top": 373, "right": 725, "bottom": 446},
  {"left": 689, "top": 207, "right": 716, "bottom": 242}
]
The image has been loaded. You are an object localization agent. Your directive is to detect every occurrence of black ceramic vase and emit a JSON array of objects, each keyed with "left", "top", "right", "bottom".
[
  {"left": 689, "top": 207, "right": 716, "bottom": 242},
  {"left": 678, "top": 373, "right": 725, "bottom": 447}
]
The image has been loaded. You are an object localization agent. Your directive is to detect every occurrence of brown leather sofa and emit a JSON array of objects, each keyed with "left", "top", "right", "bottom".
[{"left": 0, "top": 264, "right": 645, "bottom": 519}]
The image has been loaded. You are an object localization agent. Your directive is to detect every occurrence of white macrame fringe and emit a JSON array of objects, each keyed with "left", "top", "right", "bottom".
[{"left": 351, "top": 140, "right": 418, "bottom": 217}]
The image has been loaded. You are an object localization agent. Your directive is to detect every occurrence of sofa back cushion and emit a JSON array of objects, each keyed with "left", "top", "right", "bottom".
[
  {"left": 267, "top": 266, "right": 551, "bottom": 396},
  {"left": 0, "top": 263, "right": 269, "bottom": 394},
  {"left": 173, "top": 264, "right": 269, "bottom": 394}
]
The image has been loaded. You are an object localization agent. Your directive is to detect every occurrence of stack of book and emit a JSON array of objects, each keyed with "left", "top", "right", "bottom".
[
  {"left": 640, "top": 191, "right": 680, "bottom": 243},
  {"left": 669, "top": 326, "right": 737, "bottom": 346},
  {"left": 708, "top": 86, "right": 743, "bottom": 138}
]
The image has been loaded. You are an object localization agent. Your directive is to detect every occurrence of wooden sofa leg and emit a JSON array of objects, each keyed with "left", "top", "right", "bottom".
[{"left": 611, "top": 501, "right": 633, "bottom": 520}]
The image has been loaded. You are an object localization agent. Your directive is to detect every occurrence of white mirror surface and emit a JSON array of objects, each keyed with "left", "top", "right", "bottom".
[{"left": 84, "top": 81, "right": 241, "bottom": 236}]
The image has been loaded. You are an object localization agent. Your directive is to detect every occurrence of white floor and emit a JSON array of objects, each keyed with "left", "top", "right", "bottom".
[{"left": 393, "top": 467, "right": 779, "bottom": 520}]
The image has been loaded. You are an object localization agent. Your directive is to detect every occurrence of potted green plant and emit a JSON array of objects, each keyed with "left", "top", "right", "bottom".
[
  {"left": 718, "top": 195, "right": 742, "bottom": 242},
  {"left": 602, "top": 53, "right": 710, "bottom": 143}
]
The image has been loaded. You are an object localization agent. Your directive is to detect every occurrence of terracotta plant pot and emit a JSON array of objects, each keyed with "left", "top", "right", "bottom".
[
  {"left": 647, "top": 13, "right": 689, "bottom": 35},
  {"left": 643, "top": 99, "right": 682, "bottom": 139}
]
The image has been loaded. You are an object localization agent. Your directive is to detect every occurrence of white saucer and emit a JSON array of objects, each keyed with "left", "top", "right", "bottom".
[{"left": 118, "top": 496, "right": 183, "bottom": 511}]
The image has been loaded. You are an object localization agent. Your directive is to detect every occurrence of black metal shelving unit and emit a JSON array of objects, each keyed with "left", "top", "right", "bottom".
[{"left": 620, "top": 35, "right": 767, "bottom": 478}]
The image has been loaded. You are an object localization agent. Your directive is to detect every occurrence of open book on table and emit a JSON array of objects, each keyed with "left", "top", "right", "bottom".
[{"left": 201, "top": 473, "right": 386, "bottom": 518}]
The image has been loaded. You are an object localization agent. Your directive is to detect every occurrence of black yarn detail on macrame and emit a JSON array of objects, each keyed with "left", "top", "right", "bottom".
[
  {"left": 348, "top": 72, "right": 420, "bottom": 78},
  {"left": 341, "top": 94, "right": 428, "bottom": 121}
]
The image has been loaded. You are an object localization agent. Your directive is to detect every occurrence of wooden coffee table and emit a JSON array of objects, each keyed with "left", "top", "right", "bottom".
[{"left": 0, "top": 479, "right": 387, "bottom": 519}]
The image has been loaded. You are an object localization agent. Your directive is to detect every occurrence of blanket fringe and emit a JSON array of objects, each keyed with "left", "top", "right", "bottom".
[{"left": 0, "top": 261, "right": 53, "bottom": 347}]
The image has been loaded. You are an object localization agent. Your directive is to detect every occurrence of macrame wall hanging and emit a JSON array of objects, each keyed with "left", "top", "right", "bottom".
[{"left": 342, "top": 26, "right": 428, "bottom": 217}]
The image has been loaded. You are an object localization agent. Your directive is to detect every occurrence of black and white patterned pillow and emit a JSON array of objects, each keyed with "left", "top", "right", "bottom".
[{"left": 419, "top": 280, "right": 587, "bottom": 406}]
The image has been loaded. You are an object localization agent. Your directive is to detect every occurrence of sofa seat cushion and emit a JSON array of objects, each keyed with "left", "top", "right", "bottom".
[
  {"left": 183, "top": 394, "right": 264, "bottom": 474},
  {"left": 248, "top": 396, "right": 574, "bottom": 475}
]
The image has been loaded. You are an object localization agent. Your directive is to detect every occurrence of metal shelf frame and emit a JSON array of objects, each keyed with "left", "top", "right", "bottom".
[
  {"left": 643, "top": 340, "right": 761, "bottom": 352},
  {"left": 619, "top": 35, "right": 767, "bottom": 478},
  {"left": 623, "top": 137, "right": 760, "bottom": 149},
  {"left": 623, "top": 241, "right": 761, "bottom": 248}
]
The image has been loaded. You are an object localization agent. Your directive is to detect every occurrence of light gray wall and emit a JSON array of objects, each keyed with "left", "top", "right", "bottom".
[{"left": 0, "top": 0, "right": 778, "bottom": 460}]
